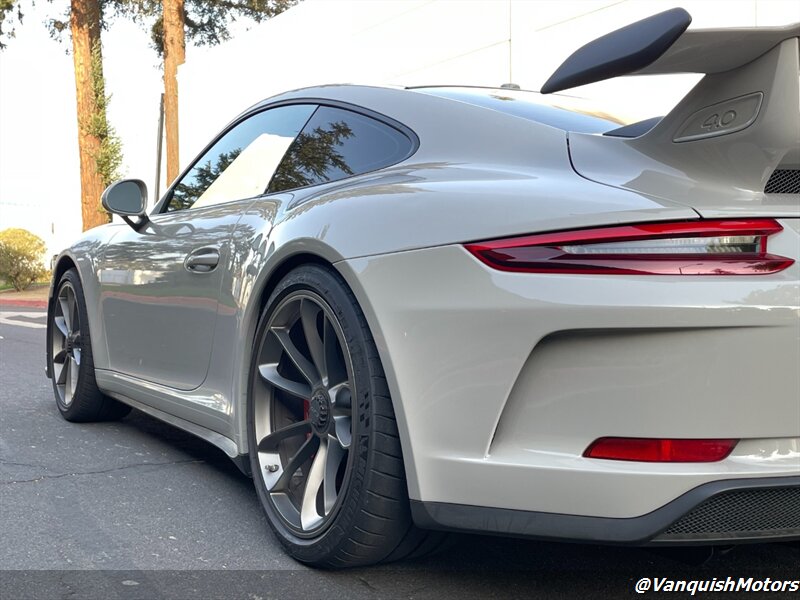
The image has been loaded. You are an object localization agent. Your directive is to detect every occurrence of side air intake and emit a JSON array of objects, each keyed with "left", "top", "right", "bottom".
[{"left": 765, "top": 169, "right": 800, "bottom": 194}]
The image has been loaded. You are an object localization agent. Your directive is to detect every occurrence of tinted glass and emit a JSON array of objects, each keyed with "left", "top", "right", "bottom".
[
  {"left": 268, "top": 106, "right": 413, "bottom": 193},
  {"left": 415, "top": 87, "right": 625, "bottom": 133},
  {"left": 166, "top": 104, "right": 316, "bottom": 212}
]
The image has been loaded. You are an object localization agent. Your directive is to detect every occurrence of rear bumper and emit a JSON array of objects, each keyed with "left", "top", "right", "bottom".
[
  {"left": 411, "top": 476, "right": 800, "bottom": 545},
  {"left": 339, "top": 220, "right": 800, "bottom": 522}
]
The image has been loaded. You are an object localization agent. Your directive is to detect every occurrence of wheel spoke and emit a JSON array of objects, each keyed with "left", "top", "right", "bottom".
[
  {"left": 329, "top": 383, "right": 351, "bottom": 411},
  {"left": 258, "top": 420, "right": 311, "bottom": 452},
  {"left": 271, "top": 328, "right": 319, "bottom": 386},
  {"left": 271, "top": 436, "right": 318, "bottom": 493},
  {"left": 53, "top": 352, "right": 68, "bottom": 385},
  {"left": 323, "top": 318, "right": 346, "bottom": 386},
  {"left": 68, "top": 357, "right": 79, "bottom": 397},
  {"left": 63, "top": 359, "right": 72, "bottom": 403},
  {"left": 258, "top": 364, "right": 311, "bottom": 399},
  {"left": 59, "top": 296, "right": 72, "bottom": 333},
  {"left": 324, "top": 437, "right": 346, "bottom": 514},
  {"left": 300, "top": 299, "right": 326, "bottom": 384},
  {"left": 73, "top": 347, "right": 81, "bottom": 365},
  {"left": 333, "top": 415, "right": 352, "bottom": 449},
  {"left": 54, "top": 316, "right": 69, "bottom": 338},
  {"left": 329, "top": 383, "right": 352, "bottom": 448},
  {"left": 300, "top": 438, "right": 327, "bottom": 530},
  {"left": 68, "top": 290, "right": 78, "bottom": 333},
  {"left": 57, "top": 354, "right": 70, "bottom": 385}
]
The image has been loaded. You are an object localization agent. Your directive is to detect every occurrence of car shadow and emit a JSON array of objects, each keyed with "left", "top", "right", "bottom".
[
  {"left": 120, "top": 409, "right": 251, "bottom": 484},
  {"left": 114, "top": 408, "right": 799, "bottom": 593}
]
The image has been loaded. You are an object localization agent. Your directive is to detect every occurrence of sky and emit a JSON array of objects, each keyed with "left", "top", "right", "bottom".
[
  {"left": 0, "top": 0, "right": 168, "bottom": 254},
  {"left": 0, "top": 1, "right": 258, "bottom": 255}
]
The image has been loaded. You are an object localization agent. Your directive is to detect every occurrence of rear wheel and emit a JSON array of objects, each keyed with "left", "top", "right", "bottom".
[
  {"left": 48, "top": 269, "right": 131, "bottom": 422},
  {"left": 248, "top": 264, "right": 446, "bottom": 567}
]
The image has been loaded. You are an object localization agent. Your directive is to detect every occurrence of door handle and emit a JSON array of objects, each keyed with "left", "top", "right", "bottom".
[{"left": 185, "top": 248, "right": 220, "bottom": 273}]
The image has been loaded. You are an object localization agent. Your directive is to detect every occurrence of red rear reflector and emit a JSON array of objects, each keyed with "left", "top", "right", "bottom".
[
  {"left": 584, "top": 437, "right": 738, "bottom": 462},
  {"left": 464, "top": 219, "right": 793, "bottom": 275}
]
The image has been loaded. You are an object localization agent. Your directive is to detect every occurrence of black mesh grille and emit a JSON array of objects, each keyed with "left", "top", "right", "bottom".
[
  {"left": 765, "top": 169, "right": 800, "bottom": 193},
  {"left": 657, "top": 487, "right": 800, "bottom": 540}
]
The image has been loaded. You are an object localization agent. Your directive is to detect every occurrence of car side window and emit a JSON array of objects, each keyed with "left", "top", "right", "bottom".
[
  {"left": 267, "top": 106, "right": 413, "bottom": 193},
  {"left": 165, "top": 104, "right": 316, "bottom": 212}
]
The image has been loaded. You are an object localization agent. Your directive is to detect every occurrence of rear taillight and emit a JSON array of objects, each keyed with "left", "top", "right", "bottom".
[
  {"left": 464, "top": 219, "right": 793, "bottom": 275},
  {"left": 584, "top": 437, "right": 738, "bottom": 462}
]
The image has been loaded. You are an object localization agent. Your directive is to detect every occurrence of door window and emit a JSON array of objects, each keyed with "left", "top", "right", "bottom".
[{"left": 165, "top": 104, "right": 316, "bottom": 212}]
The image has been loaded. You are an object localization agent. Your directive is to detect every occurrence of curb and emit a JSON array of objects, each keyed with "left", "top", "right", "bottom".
[{"left": 0, "top": 299, "right": 48, "bottom": 309}]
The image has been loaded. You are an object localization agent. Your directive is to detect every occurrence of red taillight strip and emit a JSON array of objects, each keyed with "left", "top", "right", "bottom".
[
  {"left": 467, "top": 220, "right": 783, "bottom": 249},
  {"left": 464, "top": 219, "right": 793, "bottom": 275},
  {"left": 584, "top": 437, "right": 738, "bottom": 463}
]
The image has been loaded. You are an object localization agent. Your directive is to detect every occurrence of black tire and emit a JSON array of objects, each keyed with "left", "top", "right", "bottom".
[
  {"left": 248, "top": 264, "right": 446, "bottom": 568},
  {"left": 48, "top": 268, "right": 131, "bottom": 422}
]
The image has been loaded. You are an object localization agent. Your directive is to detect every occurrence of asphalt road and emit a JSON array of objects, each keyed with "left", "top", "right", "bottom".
[{"left": 1, "top": 309, "right": 798, "bottom": 599}]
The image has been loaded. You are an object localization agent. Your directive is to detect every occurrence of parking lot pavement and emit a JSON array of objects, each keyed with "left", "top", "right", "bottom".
[{"left": 1, "top": 309, "right": 798, "bottom": 599}]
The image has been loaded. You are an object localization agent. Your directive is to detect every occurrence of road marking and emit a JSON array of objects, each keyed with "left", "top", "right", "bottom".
[{"left": 0, "top": 311, "right": 47, "bottom": 329}]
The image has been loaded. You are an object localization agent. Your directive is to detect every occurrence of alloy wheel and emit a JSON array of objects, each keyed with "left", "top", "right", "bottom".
[
  {"left": 51, "top": 281, "right": 81, "bottom": 406},
  {"left": 253, "top": 291, "right": 355, "bottom": 536}
]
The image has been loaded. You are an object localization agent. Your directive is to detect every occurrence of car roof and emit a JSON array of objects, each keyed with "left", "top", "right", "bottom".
[
  {"left": 408, "top": 86, "right": 628, "bottom": 133},
  {"left": 244, "top": 83, "right": 632, "bottom": 135}
]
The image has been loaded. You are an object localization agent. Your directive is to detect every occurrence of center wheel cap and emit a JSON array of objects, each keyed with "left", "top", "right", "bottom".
[
  {"left": 309, "top": 391, "right": 330, "bottom": 433},
  {"left": 66, "top": 334, "right": 79, "bottom": 355}
]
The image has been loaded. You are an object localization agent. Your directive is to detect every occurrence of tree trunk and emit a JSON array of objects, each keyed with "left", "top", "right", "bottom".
[
  {"left": 163, "top": 0, "right": 185, "bottom": 185},
  {"left": 70, "top": 0, "right": 109, "bottom": 231}
]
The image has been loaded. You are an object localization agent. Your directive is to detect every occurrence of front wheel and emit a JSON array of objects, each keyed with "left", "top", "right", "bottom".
[
  {"left": 248, "top": 264, "right": 446, "bottom": 567},
  {"left": 48, "top": 268, "right": 131, "bottom": 422}
]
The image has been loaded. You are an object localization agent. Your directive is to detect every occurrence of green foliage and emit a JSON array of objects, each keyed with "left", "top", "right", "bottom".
[
  {"left": 0, "top": 0, "right": 298, "bottom": 51},
  {"left": 110, "top": 0, "right": 297, "bottom": 56},
  {"left": 85, "top": 40, "right": 124, "bottom": 187},
  {"left": 0, "top": 0, "right": 22, "bottom": 49},
  {"left": 169, "top": 119, "right": 354, "bottom": 208},
  {"left": 171, "top": 147, "right": 242, "bottom": 210},
  {"left": 0, "top": 228, "right": 49, "bottom": 292},
  {"left": 270, "top": 122, "right": 354, "bottom": 191}
]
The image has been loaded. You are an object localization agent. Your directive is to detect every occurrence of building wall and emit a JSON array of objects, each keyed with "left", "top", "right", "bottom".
[{"left": 177, "top": 0, "right": 800, "bottom": 166}]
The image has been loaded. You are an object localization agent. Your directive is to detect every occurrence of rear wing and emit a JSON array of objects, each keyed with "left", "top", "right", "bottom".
[
  {"left": 546, "top": 8, "right": 800, "bottom": 213},
  {"left": 541, "top": 8, "right": 800, "bottom": 92}
]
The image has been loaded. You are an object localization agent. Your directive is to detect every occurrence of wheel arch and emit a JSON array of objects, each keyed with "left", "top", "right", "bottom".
[
  {"left": 331, "top": 258, "right": 421, "bottom": 498},
  {"left": 255, "top": 252, "right": 332, "bottom": 315},
  {"left": 237, "top": 249, "right": 418, "bottom": 496},
  {"left": 52, "top": 255, "right": 78, "bottom": 287}
]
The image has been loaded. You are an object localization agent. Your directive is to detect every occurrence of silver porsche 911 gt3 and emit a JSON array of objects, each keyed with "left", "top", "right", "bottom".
[{"left": 46, "top": 9, "right": 800, "bottom": 567}]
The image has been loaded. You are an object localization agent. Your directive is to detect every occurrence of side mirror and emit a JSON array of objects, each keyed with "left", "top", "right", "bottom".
[{"left": 101, "top": 179, "right": 151, "bottom": 231}]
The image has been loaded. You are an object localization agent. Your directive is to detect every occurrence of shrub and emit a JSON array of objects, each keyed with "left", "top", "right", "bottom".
[{"left": 0, "top": 228, "right": 49, "bottom": 291}]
